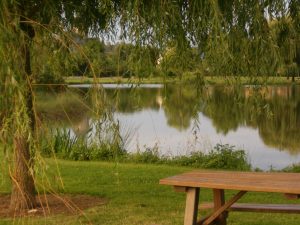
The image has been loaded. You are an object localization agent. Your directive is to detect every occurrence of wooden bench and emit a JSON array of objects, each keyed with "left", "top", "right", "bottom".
[
  {"left": 160, "top": 170, "right": 300, "bottom": 225},
  {"left": 199, "top": 202, "right": 300, "bottom": 213}
]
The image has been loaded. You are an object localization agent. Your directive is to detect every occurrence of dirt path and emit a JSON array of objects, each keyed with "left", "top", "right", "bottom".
[{"left": 0, "top": 194, "right": 107, "bottom": 218}]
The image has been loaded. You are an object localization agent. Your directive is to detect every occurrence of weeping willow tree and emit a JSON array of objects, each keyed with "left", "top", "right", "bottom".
[{"left": 0, "top": 0, "right": 299, "bottom": 213}]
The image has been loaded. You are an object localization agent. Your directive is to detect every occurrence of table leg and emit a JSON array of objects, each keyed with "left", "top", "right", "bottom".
[
  {"left": 184, "top": 187, "right": 200, "bottom": 225},
  {"left": 202, "top": 191, "right": 246, "bottom": 225},
  {"left": 213, "top": 189, "right": 227, "bottom": 225}
]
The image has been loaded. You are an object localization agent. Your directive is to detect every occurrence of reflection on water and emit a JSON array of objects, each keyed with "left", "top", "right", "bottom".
[{"left": 36, "top": 84, "right": 300, "bottom": 169}]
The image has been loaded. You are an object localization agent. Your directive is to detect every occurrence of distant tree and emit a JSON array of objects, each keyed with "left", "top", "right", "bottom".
[
  {"left": 159, "top": 44, "right": 198, "bottom": 78},
  {"left": 72, "top": 38, "right": 106, "bottom": 77},
  {"left": 271, "top": 17, "right": 300, "bottom": 80}
]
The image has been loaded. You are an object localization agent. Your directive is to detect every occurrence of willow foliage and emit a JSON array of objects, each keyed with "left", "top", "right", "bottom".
[
  {"left": 0, "top": 1, "right": 299, "bottom": 78},
  {"left": 0, "top": 0, "right": 298, "bottom": 139},
  {"left": 0, "top": 0, "right": 298, "bottom": 148}
]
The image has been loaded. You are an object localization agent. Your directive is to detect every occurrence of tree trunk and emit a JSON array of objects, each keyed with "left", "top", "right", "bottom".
[
  {"left": 10, "top": 136, "right": 36, "bottom": 211},
  {"left": 9, "top": 19, "right": 37, "bottom": 212}
]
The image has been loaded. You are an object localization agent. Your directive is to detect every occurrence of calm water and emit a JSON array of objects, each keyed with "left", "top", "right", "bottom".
[{"left": 38, "top": 84, "right": 300, "bottom": 170}]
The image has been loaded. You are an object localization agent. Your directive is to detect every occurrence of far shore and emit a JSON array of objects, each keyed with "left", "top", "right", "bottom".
[{"left": 64, "top": 75, "right": 300, "bottom": 85}]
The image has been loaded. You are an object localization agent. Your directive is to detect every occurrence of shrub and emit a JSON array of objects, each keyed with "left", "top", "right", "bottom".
[
  {"left": 126, "top": 146, "right": 161, "bottom": 164},
  {"left": 169, "top": 144, "right": 251, "bottom": 171},
  {"left": 202, "top": 144, "right": 251, "bottom": 170},
  {"left": 90, "top": 143, "right": 127, "bottom": 161},
  {"left": 282, "top": 164, "right": 300, "bottom": 173},
  {"left": 35, "top": 66, "right": 65, "bottom": 84},
  {"left": 41, "top": 131, "right": 251, "bottom": 171}
]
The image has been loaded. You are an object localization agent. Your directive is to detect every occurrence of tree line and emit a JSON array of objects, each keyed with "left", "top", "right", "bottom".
[{"left": 36, "top": 20, "right": 300, "bottom": 84}]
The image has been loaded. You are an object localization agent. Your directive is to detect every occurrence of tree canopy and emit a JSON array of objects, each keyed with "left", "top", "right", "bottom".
[{"left": 1, "top": 0, "right": 300, "bottom": 81}]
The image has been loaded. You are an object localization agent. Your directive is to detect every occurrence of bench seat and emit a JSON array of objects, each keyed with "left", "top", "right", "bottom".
[{"left": 200, "top": 202, "right": 300, "bottom": 214}]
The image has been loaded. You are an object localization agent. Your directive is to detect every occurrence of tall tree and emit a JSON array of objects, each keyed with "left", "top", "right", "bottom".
[
  {"left": 0, "top": 0, "right": 113, "bottom": 212},
  {"left": 0, "top": 0, "right": 299, "bottom": 212}
]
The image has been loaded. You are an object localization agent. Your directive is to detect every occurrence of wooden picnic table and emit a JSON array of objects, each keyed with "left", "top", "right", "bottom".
[{"left": 159, "top": 170, "right": 300, "bottom": 225}]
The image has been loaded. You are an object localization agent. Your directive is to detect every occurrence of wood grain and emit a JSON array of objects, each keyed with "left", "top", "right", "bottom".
[
  {"left": 213, "top": 189, "right": 227, "bottom": 225},
  {"left": 160, "top": 170, "right": 300, "bottom": 194},
  {"left": 202, "top": 191, "right": 246, "bottom": 225},
  {"left": 199, "top": 202, "right": 300, "bottom": 213},
  {"left": 184, "top": 188, "right": 200, "bottom": 225}
]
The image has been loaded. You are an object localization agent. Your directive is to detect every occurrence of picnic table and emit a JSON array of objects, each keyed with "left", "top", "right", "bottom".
[{"left": 159, "top": 170, "right": 300, "bottom": 225}]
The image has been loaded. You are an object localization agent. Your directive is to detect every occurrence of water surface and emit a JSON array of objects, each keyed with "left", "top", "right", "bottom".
[{"left": 37, "top": 84, "right": 300, "bottom": 170}]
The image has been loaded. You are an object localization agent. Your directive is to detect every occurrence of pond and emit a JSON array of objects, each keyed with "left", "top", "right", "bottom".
[{"left": 37, "top": 83, "right": 300, "bottom": 170}]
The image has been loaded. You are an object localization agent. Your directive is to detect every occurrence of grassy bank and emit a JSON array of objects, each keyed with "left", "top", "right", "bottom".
[
  {"left": 1, "top": 158, "right": 300, "bottom": 225},
  {"left": 42, "top": 135, "right": 251, "bottom": 171},
  {"left": 65, "top": 75, "right": 300, "bottom": 85}
]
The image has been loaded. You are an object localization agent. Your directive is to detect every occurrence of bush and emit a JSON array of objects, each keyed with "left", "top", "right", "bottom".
[
  {"left": 126, "top": 146, "right": 161, "bottom": 163},
  {"left": 90, "top": 144, "right": 126, "bottom": 161},
  {"left": 282, "top": 164, "right": 300, "bottom": 173},
  {"left": 41, "top": 130, "right": 251, "bottom": 171},
  {"left": 35, "top": 66, "right": 65, "bottom": 84},
  {"left": 202, "top": 144, "right": 251, "bottom": 170},
  {"left": 170, "top": 144, "right": 251, "bottom": 171},
  {"left": 166, "top": 70, "right": 177, "bottom": 77},
  {"left": 286, "top": 63, "right": 299, "bottom": 78},
  {"left": 124, "top": 144, "right": 251, "bottom": 171}
]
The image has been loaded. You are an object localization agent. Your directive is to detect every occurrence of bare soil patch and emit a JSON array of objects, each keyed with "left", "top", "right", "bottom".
[{"left": 0, "top": 194, "right": 107, "bottom": 218}]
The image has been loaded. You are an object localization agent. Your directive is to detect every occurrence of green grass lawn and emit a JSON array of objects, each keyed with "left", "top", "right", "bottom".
[
  {"left": 64, "top": 75, "right": 300, "bottom": 85},
  {"left": 1, "top": 159, "right": 300, "bottom": 224}
]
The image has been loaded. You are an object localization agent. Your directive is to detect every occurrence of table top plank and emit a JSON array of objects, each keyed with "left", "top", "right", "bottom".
[{"left": 159, "top": 170, "right": 300, "bottom": 194}]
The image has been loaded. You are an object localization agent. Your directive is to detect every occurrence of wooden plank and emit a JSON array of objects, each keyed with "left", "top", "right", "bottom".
[
  {"left": 213, "top": 189, "right": 227, "bottom": 225},
  {"left": 160, "top": 170, "right": 300, "bottom": 194},
  {"left": 174, "top": 186, "right": 188, "bottom": 192},
  {"left": 184, "top": 188, "right": 200, "bottom": 225},
  {"left": 284, "top": 193, "right": 300, "bottom": 200},
  {"left": 199, "top": 203, "right": 300, "bottom": 214},
  {"left": 202, "top": 191, "right": 247, "bottom": 225},
  {"left": 196, "top": 215, "right": 210, "bottom": 225}
]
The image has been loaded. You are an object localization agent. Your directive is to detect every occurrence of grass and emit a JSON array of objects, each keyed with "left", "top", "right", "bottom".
[
  {"left": 64, "top": 75, "right": 300, "bottom": 85},
  {"left": 43, "top": 132, "right": 251, "bottom": 170},
  {"left": 65, "top": 75, "right": 183, "bottom": 84},
  {"left": 1, "top": 157, "right": 300, "bottom": 225}
]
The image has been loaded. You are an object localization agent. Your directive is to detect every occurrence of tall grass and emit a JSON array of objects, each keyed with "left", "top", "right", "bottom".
[
  {"left": 125, "top": 144, "right": 251, "bottom": 171},
  {"left": 40, "top": 126, "right": 127, "bottom": 161},
  {"left": 40, "top": 129, "right": 251, "bottom": 171}
]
